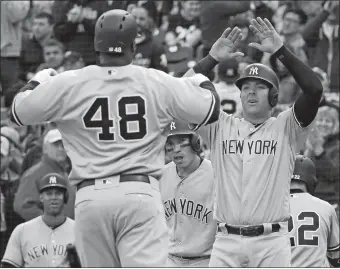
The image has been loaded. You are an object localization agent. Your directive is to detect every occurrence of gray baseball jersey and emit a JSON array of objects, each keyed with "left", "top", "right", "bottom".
[
  {"left": 11, "top": 65, "right": 217, "bottom": 186},
  {"left": 159, "top": 159, "right": 217, "bottom": 257},
  {"left": 196, "top": 107, "right": 310, "bottom": 225},
  {"left": 1, "top": 216, "right": 75, "bottom": 267},
  {"left": 289, "top": 192, "right": 340, "bottom": 267}
]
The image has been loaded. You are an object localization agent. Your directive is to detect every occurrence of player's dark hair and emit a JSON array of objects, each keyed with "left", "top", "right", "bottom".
[
  {"left": 34, "top": 12, "right": 54, "bottom": 25},
  {"left": 283, "top": 7, "right": 308, "bottom": 25}
]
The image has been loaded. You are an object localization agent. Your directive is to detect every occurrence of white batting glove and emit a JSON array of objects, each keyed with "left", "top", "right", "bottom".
[{"left": 29, "top": 68, "right": 58, "bottom": 84}]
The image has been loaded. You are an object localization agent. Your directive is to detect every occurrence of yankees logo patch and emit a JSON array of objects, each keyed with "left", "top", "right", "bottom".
[
  {"left": 249, "top": 66, "right": 258, "bottom": 75},
  {"left": 49, "top": 176, "right": 57, "bottom": 184}
]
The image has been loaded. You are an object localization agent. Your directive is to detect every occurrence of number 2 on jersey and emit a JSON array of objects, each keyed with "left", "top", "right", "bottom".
[
  {"left": 288, "top": 211, "right": 320, "bottom": 247},
  {"left": 82, "top": 96, "right": 147, "bottom": 141}
]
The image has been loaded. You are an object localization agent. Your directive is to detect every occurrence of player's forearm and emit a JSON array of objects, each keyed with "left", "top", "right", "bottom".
[
  {"left": 274, "top": 45, "right": 323, "bottom": 97},
  {"left": 274, "top": 45, "right": 323, "bottom": 126},
  {"left": 184, "top": 54, "right": 218, "bottom": 78}
]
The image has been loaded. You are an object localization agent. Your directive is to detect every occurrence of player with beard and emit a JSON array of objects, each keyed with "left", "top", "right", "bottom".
[{"left": 1, "top": 173, "right": 75, "bottom": 268}]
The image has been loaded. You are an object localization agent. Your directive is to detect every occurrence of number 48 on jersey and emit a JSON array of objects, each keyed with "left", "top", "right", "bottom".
[{"left": 82, "top": 96, "right": 147, "bottom": 141}]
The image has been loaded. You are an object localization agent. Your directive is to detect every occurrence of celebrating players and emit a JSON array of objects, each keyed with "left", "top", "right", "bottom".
[
  {"left": 9, "top": 9, "right": 244, "bottom": 267},
  {"left": 160, "top": 121, "right": 217, "bottom": 267},
  {"left": 192, "top": 17, "right": 323, "bottom": 267},
  {"left": 1, "top": 173, "right": 75, "bottom": 268}
]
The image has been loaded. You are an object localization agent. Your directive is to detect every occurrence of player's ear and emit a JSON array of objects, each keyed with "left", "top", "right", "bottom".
[{"left": 39, "top": 193, "right": 44, "bottom": 204}]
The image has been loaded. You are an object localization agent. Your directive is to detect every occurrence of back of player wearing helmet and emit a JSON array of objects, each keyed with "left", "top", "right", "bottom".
[{"left": 289, "top": 155, "right": 340, "bottom": 267}]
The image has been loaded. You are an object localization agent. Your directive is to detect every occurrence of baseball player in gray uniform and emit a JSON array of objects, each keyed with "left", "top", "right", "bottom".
[
  {"left": 191, "top": 17, "right": 323, "bottom": 267},
  {"left": 160, "top": 121, "right": 217, "bottom": 267},
  {"left": 289, "top": 155, "right": 340, "bottom": 267},
  {"left": 8, "top": 8, "right": 245, "bottom": 267},
  {"left": 1, "top": 173, "right": 75, "bottom": 268}
]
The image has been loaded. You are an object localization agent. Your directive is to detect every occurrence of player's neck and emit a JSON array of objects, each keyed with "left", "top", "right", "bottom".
[
  {"left": 42, "top": 214, "right": 66, "bottom": 229},
  {"left": 243, "top": 112, "right": 271, "bottom": 125},
  {"left": 177, "top": 155, "right": 202, "bottom": 179},
  {"left": 98, "top": 53, "right": 133, "bottom": 66}
]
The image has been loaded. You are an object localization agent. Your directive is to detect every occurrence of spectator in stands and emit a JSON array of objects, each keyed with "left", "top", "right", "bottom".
[
  {"left": 230, "top": 15, "right": 263, "bottom": 65},
  {"left": 1, "top": 1, "right": 30, "bottom": 108},
  {"left": 36, "top": 39, "right": 66, "bottom": 73},
  {"left": 167, "top": 1, "right": 202, "bottom": 50},
  {"left": 296, "top": 0, "right": 324, "bottom": 19},
  {"left": 273, "top": 1, "right": 297, "bottom": 33},
  {"left": 20, "top": 12, "right": 54, "bottom": 82},
  {"left": 0, "top": 136, "right": 24, "bottom": 259},
  {"left": 199, "top": 1, "right": 250, "bottom": 58},
  {"left": 251, "top": 1, "right": 278, "bottom": 25},
  {"left": 20, "top": 124, "right": 57, "bottom": 175},
  {"left": 63, "top": 51, "right": 85, "bottom": 71},
  {"left": 14, "top": 129, "right": 75, "bottom": 221},
  {"left": 52, "top": 0, "right": 130, "bottom": 66},
  {"left": 131, "top": 5, "right": 168, "bottom": 72},
  {"left": 304, "top": 106, "right": 339, "bottom": 215},
  {"left": 198, "top": 1, "right": 250, "bottom": 80},
  {"left": 164, "top": 31, "right": 195, "bottom": 77},
  {"left": 302, "top": 0, "right": 339, "bottom": 92},
  {"left": 131, "top": 0, "right": 167, "bottom": 44}
]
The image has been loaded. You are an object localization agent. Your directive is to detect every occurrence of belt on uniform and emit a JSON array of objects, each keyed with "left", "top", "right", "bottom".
[
  {"left": 171, "top": 254, "right": 211, "bottom": 261},
  {"left": 218, "top": 223, "right": 281, "bottom": 237},
  {"left": 76, "top": 174, "right": 150, "bottom": 191}
]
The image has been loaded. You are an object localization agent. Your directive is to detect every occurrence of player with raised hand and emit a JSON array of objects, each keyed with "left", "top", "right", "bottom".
[
  {"left": 8, "top": 9, "right": 244, "bottom": 268},
  {"left": 1, "top": 173, "right": 75, "bottom": 268},
  {"left": 289, "top": 155, "right": 339, "bottom": 268},
  {"left": 191, "top": 17, "right": 323, "bottom": 267}
]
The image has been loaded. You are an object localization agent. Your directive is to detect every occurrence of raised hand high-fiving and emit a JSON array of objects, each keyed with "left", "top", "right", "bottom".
[
  {"left": 209, "top": 27, "right": 245, "bottom": 62},
  {"left": 248, "top": 17, "right": 284, "bottom": 55}
]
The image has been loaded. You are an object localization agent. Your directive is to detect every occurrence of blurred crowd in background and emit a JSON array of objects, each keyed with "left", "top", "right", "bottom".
[{"left": 0, "top": 0, "right": 339, "bottom": 259}]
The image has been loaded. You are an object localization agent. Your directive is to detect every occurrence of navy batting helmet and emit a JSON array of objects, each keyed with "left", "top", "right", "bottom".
[
  {"left": 291, "top": 155, "right": 318, "bottom": 195},
  {"left": 38, "top": 173, "right": 69, "bottom": 203},
  {"left": 165, "top": 121, "right": 201, "bottom": 152},
  {"left": 94, "top": 9, "right": 138, "bottom": 54},
  {"left": 235, "top": 63, "right": 280, "bottom": 107}
]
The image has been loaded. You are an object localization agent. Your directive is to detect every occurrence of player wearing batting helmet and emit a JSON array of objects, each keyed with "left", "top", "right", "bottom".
[
  {"left": 9, "top": 5, "right": 251, "bottom": 266},
  {"left": 289, "top": 155, "right": 340, "bottom": 268},
  {"left": 189, "top": 17, "right": 323, "bottom": 267},
  {"left": 160, "top": 121, "right": 217, "bottom": 267},
  {"left": 1, "top": 173, "right": 75, "bottom": 268}
]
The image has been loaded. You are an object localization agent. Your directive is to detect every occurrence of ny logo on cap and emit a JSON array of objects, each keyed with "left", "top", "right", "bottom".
[
  {"left": 249, "top": 66, "right": 258, "bottom": 75},
  {"left": 49, "top": 176, "right": 57, "bottom": 184},
  {"left": 170, "top": 122, "right": 176, "bottom": 130}
]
